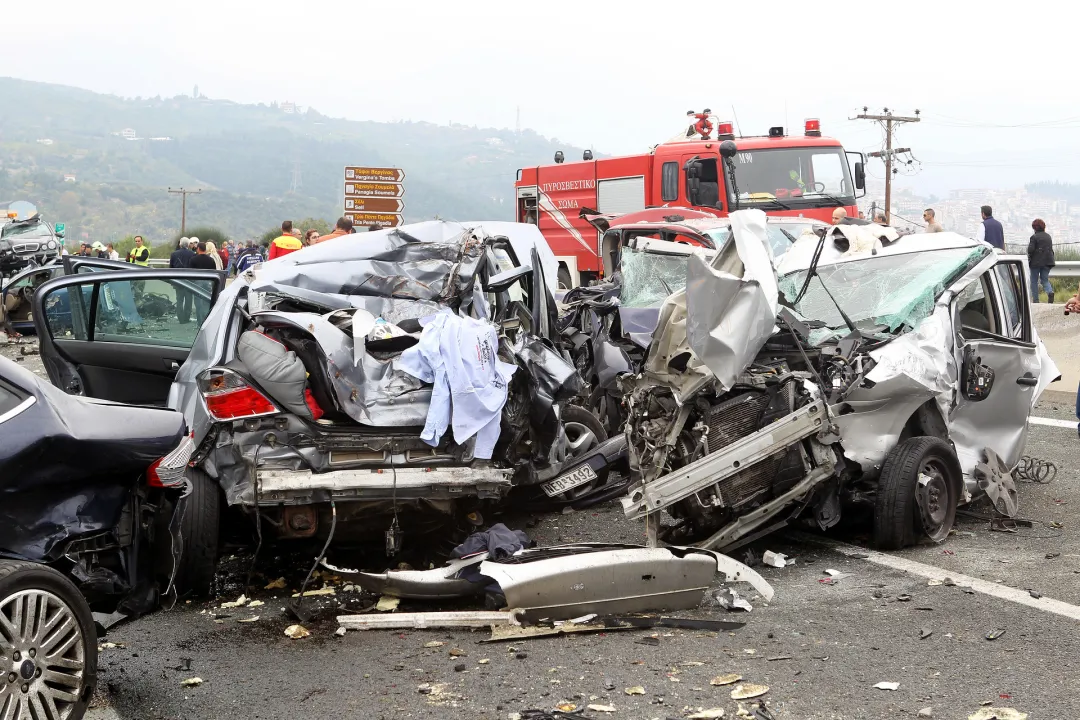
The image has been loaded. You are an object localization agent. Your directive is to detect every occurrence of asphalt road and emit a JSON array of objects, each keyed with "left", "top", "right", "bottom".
[{"left": 3, "top": 338, "right": 1079, "bottom": 720}]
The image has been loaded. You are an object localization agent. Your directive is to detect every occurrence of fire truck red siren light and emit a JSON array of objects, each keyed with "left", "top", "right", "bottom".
[
  {"left": 805, "top": 118, "right": 822, "bottom": 136},
  {"left": 716, "top": 121, "right": 735, "bottom": 136}
]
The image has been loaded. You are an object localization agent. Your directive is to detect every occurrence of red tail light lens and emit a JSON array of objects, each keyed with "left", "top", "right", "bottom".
[
  {"left": 148, "top": 435, "right": 196, "bottom": 488},
  {"left": 197, "top": 368, "right": 278, "bottom": 422}
]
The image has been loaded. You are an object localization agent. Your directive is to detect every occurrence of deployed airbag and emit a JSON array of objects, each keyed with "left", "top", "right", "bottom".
[{"left": 236, "top": 330, "right": 313, "bottom": 419}]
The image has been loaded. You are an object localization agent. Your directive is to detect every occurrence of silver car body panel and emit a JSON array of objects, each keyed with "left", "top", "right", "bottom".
[
  {"left": 255, "top": 465, "right": 513, "bottom": 505},
  {"left": 323, "top": 555, "right": 487, "bottom": 599},
  {"left": 479, "top": 546, "right": 772, "bottom": 621}
]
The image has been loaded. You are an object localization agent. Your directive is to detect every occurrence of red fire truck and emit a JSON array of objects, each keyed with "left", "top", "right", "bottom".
[{"left": 515, "top": 118, "right": 866, "bottom": 287}]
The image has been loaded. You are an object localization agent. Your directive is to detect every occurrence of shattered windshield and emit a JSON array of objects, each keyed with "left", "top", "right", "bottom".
[
  {"left": 619, "top": 250, "right": 694, "bottom": 308},
  {"left": 1, "top": 220, "right": 51, "bottom": 239},
  {"left": 778, "top": 247, "right": 990, "bottom": 342},
  {"left": 730, "top": 148, "right": 855, "bottom": 206},
  {"left": 704, "top": 225, "right": 801, "bottom": 258}
]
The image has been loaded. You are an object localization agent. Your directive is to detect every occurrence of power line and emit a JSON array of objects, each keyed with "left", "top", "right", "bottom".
[
  {"left": 167, "top": 187, "right": 202, "bottom": 236},
  {"left": 854, "top": 108, "right": 921, "bottom": 223}
]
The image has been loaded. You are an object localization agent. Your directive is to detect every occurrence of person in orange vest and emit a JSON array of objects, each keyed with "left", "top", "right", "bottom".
[{"left": 268, "top": 220, "right": 303, "bottom": 259}]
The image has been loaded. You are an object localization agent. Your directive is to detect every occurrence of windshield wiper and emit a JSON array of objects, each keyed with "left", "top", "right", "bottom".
[{"left": 802, "top": 191, "right": 847, "bottom": 207}]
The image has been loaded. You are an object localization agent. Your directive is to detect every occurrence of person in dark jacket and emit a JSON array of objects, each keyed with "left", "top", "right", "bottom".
[
  {"left": 170, "top": 238, "right": 197, "bottom": 323},
  {"left": 1027, "top": 218, "right": 1056, "bottom": 303},
  {"left": 977, "top": 205, "right": 1005, "bottom": 250}
]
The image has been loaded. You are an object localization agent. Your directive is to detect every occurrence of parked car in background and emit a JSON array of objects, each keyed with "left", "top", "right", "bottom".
[
  {"left": 0, "top": 202, "right": 63, "bottom": 278},
  {"left": 30, "top": 221, "right": 624, "bottom": 596}
]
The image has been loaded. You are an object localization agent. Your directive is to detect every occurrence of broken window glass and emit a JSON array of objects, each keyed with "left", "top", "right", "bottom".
[
  {"left": 619, "top": 250, "right": 694, "bottom": 308},
  {"left": 778, "top": 247, "right": 989, "bottom": 342}
]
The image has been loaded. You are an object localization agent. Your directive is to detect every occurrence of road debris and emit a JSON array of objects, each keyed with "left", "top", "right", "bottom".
[
  {"left": 985, "top": 629, "right": 1007, "bottom": 641},
  {"left": 449, "top": 647, "right": 467, "bottom": 657},
  {"left": 424, "top": 641, "right": 446, "bottom": 648},
  {"left": 1027, "top": 589, "right": 1042, "bottom": 599},
  {"left": 341, "top": 611, "right": 514, "bottom": 631},
  {"left": 687, "top": 709, "right": 726, "bottom": 719},
  {"left": 292, "top": 587, "right": 336, "bottom": 598},
  {"left": 284, "top": 624, "right": 310, "bottom": 639},
  {"left": 334, "top": 626, "right": 346, "bottom": 637},
  {"left": 98, "top": 642, "right": 126, "bottom": 650},
  {"left": 180, "top": 677, "right": 204, "bottom": 687},
  {"left": 968, "top": 709, "right": 1028, "bottom": 720},
  {"left": 920, "top": 627, "right": 933, "bottom": 639},
  {"left": 219, "top": 594, "right": 249, "bottom": 609},
  {"left": 762, "top": 551, "right": 788, "bottom": 568},
  {"left": 587, "top": 704, "right": 616, "bottom": 713},
  {"left": 248, "top": 600, "right": 264, "bottom": 608},
  {"left": 624, "top": 686, "right": 645, "bottom": 695},
  {"left": 478, "top": 658, "right": 489, "bottom": 664},
  {"left": 374, "top": 596, "right": 401, "bottom": 612},
  {"left": 873, "top": 681, "right": 900, "bottom": 691},
  {"left": 896, "top": 594, "right": 912, "bottom": 602},
  {"left": 731, "top": 684, "right": 769, "bottom": 700},
  {"left": 636, "top": 636, "right": 661, "bottom": 647},
  {"left": 714, "top": 587, "right": 753, "bottom": 612},
  {"left": 918, "top": 709, "right": 934, "bottom": 718},
  {"left": 710, "top": 674, "right": 742, "bottom": 686},
  {"left": 236, "top": 616, "right": 260, "bottom": 623},
  {"left": 265, "top": 577, "right": 287, "bottom": 590}
]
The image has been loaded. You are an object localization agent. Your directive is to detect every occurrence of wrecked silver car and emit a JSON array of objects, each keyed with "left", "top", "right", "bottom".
[
  {"left": 31, "top": 222, "right": 621, "bottom": 596},
  {"left": 621, "top": 210, "right": 1059, "bottom": 550}
]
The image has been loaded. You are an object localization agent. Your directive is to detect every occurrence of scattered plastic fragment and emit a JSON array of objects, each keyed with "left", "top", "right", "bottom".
[
  {"left": 219, "top": 594, "right": 249, "bottom": 609},
  {"left": 334, "top": 626, "right": 347, "bottom": 637},
  {"left": 248, "top": 600, "right": 264, "bottom": 608},
  {"left": 265, "top": 577, "right": 287, "bottom": 590},
  {"left": 762, "top": 551, "right": 788, "bottom": 568},
  {"left": 824, "top": 569, "right": 845, "bottom": 578},
  {"left": 896, "top": 594, "right": 912, "bottom": 602},
  {"left": 968, "top": 709, "right": 1028, "bottom": 720},
  {"left": 636, "top": 636, "right": 660, "bottom": 647},
  {"left": 985, "top": 629, "right": 1007, "bottom": 641},
  {"left": 284, "top": 624, "right": 310, "bottom": 639},
  {"left": 424, "top": 641, "right": 446, "bottom": 648},
  {"left": 714, "top": 588, "right": 753, "bottom": 612},
  {"left": 555, "top": 702, "right": 577, "bottom": 712},
  {"left": 625, "top": 686, "right": 645, "bottom": 695},
  {"left": 919, "top": 708, "right": 933, "bottom": 717},
  {"left": 687, "top": 709, "right": 726, "bottom": 719},
  {"left": 98, "top": 642, "right": 125, "bottom": 650},
  {"left": 180, "top": 677, "right": 203, "bottom": 687},
  {"left": 731, "top": 684, "right": 769, "bottom": 700},
  {"left": 874, "top": 681, "right": 900, "bottom": 691},
  {"left": 928, "top": 579, "right": 944, "bottom": 586},
  {"left": 375, "top": 596, "right": 400, "bottom": 612},
  {"left": 1045, "top": 552, "right": 1060, "bottom": 559},
  {"left": 449, "top": 647, "right": 467, "bottom": 657},
  {"left": 710, "top": 674, "right": 742, "bottom": 686},
  {"left": 236, "top": 616, "right": 260, "bottom": 623},
  {"left": 587, "top": 704, "right": 616, "bottom": 713},
  {"left": 920, "top": 627, "right": 933, "bottom": 640},
  {"left": 1028, "top": 590, "right": 1042, "bottom": 599},
  {"left": 292, "top": 587, "right": 336, "bottom": 598}
]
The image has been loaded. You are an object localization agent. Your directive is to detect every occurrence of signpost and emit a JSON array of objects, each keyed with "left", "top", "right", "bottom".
[{"left": 344, "top": 166, "right": 405, "bottom": 228}]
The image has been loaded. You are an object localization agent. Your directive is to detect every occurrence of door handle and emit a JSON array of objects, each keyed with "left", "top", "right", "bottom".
[
  {"left": 1016, "top": 374, "right": 1038, "bottom": 387},
  {"left": 165, "top": 359, "right": 180, "bottom": 371}
]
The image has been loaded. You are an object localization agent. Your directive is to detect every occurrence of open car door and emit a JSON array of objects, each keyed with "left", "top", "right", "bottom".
[{"left": 32, "top": 268, "right": 225, "bottom": 405}]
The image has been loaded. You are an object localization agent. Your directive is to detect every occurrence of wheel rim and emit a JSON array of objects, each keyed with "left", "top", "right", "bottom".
[
  {"left": 0, "top": 589, "right": 86, "bottom": 720},
  {"left": 553, "top": 420, "right": 602, "bottom": 500},
  {"left": 916, "top": 459, "right": 953, "bottom": 541}
]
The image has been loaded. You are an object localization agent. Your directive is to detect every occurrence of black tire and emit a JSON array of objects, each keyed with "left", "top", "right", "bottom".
[
  {"left": 557, "top": 266, "right": 574, "bottom": 290},
  {"left": 874, "top": 436, "right": 961, "bottom": 550},
  {"left": 173, "top": 467, "right": 221, "bottom": 599},
  {"left": 0, "top": 559, "right": 96, "bottom": 720},
  {"left": 556, "top": 406, "right": 610, "bottom": 500}
]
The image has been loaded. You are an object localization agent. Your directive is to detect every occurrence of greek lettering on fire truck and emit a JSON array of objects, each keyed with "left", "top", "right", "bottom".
[{"left": 515, "top": 118, "right": 867, "bottom": 287}]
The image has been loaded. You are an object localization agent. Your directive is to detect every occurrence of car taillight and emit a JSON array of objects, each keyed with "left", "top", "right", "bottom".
[
  {"left": 197, "top": 368, "right": 279, "bottom": 421},
  {"left": 148, "top": 435, "right": 196, "bottom": 488}
]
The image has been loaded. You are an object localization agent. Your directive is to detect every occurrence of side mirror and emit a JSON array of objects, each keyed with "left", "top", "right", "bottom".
[
  {"left": 854, "top": 162, "right": 866, "bottom": 190},
  {"left": 961, "top": 346, "right": 995, "bottom": 401},
  {"left": 684, "top": 160, "right": 702, "bottom": 206},
  {"left": 719, "top": 140, "right": 738, "bottom": 159},
  {"left": 485, "top": 265, "right": 531, "bottom": 293}
]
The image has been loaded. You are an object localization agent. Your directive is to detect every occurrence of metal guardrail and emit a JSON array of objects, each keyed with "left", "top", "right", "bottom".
[
  {"left": 1050, "top": 261, "right": 1080, "bottom": 279},
  {"left": 147, "top": 258, "right": 169, "bottom": 268}
]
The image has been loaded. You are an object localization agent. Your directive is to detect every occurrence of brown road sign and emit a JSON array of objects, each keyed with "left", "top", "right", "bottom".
[
  {"left": 345, "top": 182, "right": 406, "bottom": 198},
  {"left": 344, "top": 166, "right": 406, "bottom": 183},
  {"left": 345, "top": 212, "right": 403, "bottom": 228},
  {"left": 344, "top": 198, "right": 405, "bottom": 213}
]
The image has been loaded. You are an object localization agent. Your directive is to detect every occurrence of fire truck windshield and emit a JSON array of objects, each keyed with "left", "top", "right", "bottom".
[{"left": 728, "top": 147, "right": 855, "bottom": 207}]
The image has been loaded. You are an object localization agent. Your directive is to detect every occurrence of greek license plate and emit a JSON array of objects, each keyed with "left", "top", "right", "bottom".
[{"left": 542, "top": 464, "right": 598, "bottom": 497}]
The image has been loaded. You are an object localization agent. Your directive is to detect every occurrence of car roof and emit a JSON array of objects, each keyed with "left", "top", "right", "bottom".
[
  {"left": 779, "top": 230, "right": 987, "bottom": 276},
  {"left": 610, "top": 215, "right": 826, "bottom": 236}
]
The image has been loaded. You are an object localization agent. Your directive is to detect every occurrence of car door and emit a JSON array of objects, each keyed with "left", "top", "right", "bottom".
[
  {"left": 948, "top": 259, "right": 1041, "bottom": 470},
  {"left": 32, "top": 269, "right": 225, "bottom": 405}
]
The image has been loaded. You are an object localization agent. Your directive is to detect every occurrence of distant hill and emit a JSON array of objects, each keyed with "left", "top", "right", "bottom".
[{"left": 0, "top": 77, "right": 588, "bottom": 246}]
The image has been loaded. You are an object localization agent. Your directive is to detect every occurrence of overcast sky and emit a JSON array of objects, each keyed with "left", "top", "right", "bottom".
[{"left": 5, "top": 1, "right": 1078, "bottom": 194}]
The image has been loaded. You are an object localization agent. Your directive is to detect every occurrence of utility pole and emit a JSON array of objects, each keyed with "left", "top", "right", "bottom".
[
  {"left": 167, "top": 187, "right": 201, "bottom": 236},
  {"left": 855, "top": 108, "right": 920, "bottom": 223}
]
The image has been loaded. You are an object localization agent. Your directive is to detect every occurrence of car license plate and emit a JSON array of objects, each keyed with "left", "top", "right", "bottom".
[{"left": 541, "top": 464, "right": 598, "bottom": 497}]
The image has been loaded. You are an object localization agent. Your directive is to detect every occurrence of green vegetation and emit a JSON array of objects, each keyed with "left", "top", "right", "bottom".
[{"left": 0, "top": 77, "right": 588, "bottom": 248}]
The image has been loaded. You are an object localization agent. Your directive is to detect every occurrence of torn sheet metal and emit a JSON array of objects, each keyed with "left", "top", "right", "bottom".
[
  {"left": 684, "top": 209, "right": 779, "bottom": 391},
  {"left": 479, "top": 544, "right": 771, "bottom": 622},
  {"left": 337, "top": 611, "right": 515, "bottom": 630},
  {"left": 864, "top": 306, "right": 955, "bottom": 395}
]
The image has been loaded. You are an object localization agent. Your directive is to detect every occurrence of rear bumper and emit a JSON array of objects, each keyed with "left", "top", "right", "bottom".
[{"left": 254, "top": 465, "right": 513, "bottom": 506}]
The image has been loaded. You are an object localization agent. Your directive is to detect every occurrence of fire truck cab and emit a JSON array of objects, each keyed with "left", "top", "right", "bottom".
[{"left": 516, "top": 119, "right": 866, "bottom": 287}]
